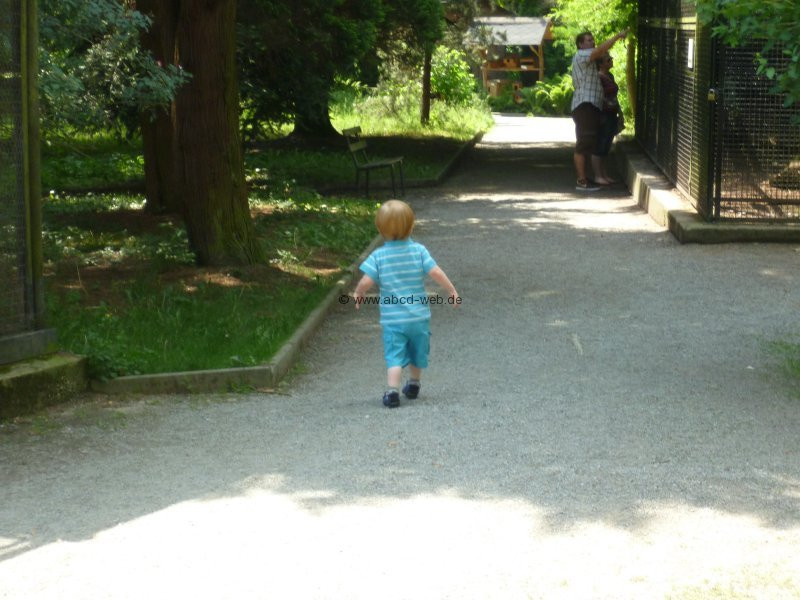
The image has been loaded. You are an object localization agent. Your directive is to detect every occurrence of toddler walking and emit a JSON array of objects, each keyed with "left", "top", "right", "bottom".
[{"left": 353, "top": 200, "right": 459, "bottom": 408}]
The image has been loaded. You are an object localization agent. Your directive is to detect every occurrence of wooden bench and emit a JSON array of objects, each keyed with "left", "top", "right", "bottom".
[{"left": 342, "top": 126, "right": 404, "bottom": 197}]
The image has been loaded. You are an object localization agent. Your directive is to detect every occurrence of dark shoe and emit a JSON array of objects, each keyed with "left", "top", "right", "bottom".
[
  {"left": 382, "top": 391, "right": 400, "bottom": 408},
  {"left": 402, "top": 382, "right": 420, "bottom": 399},
  {"left": 576, "top": 178, "right": 600, "bottom": 191}
]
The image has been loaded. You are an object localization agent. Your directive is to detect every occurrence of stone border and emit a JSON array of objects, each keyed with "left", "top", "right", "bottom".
[
  {"left": 616, "top": 140, "right": 800, "bottom": 243},
  {"left": 90, "top": 132, "right": 482, "bottom": 394}
]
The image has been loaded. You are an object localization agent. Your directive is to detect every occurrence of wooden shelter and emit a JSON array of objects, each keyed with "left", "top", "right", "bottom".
[{"left": 472, "top": 16, "right": 553, "bottom": 95}]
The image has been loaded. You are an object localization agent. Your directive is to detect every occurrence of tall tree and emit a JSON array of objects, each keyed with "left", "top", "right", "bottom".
[
  {"left": 138, "top": 0, "right": 180, "bottom": 215},
  {"left": 380, "top": 0, "right": 444, "bottom": 125},
  {"left": 238, "top": 0, "right": 384, "bottom": 139},
  {"left": 237, "top": 0, "right": 443, "bottom": 138},
  {"left": 139, "top": 0, "right": 263, "bottom": 265}
]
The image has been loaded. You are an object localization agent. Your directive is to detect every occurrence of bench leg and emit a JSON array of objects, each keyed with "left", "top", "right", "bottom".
[
  {"left": 399, "top": 162, "right": 405, "bottom": 196},
  {"left": 365, "top": 170, "right": 370, "bottom": 198},
  {"left": 389, "top": 166, "right": 396, "bottom": 197}
]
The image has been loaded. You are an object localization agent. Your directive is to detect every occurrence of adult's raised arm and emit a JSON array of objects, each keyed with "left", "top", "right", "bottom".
[{"left": 589, "top": 29, "right": 629, "bottom": 62}]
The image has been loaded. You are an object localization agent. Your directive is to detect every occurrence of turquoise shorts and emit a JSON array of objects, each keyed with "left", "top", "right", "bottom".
[{"left": 381, "top": 321, "right": 431, "bottom": 369}]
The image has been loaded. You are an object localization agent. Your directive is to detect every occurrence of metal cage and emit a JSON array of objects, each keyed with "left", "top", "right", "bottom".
[{"left": 636, "top": 0, "right": 800, "bottom": 221}]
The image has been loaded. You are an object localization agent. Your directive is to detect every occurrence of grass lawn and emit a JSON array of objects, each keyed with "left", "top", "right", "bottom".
[
  {"left": 43, "top": 189, "right": 378, "bottom": 380},
  {"left": 42, "top": 134, "right": 469, "bottom": 192}
]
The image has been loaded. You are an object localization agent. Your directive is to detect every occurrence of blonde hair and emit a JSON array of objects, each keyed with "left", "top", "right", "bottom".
[{"left": 375, "top": 199, "right": 415, "bottom": 240}]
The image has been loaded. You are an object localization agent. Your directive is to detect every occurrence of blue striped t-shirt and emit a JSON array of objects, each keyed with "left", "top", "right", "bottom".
[{"left": 359, "top": 239, "right": 437, "bottom": 325}]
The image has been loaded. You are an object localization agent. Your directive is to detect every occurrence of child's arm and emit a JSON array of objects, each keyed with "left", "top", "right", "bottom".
[
  {"left": 428, "top": 266, "right": 460, "bottom": 307},
  {"left": 352, "top": 274, "right": 375, "bottom": 310}
]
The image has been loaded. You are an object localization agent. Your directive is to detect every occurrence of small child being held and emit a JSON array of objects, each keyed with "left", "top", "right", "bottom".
[{"left": 353, "top": 200, "right": 459, "bottom": 408}]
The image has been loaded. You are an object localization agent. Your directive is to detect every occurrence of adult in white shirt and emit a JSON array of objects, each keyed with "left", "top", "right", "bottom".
[{"left": 571, "top": 29, "right": 628, "bottom": 191}]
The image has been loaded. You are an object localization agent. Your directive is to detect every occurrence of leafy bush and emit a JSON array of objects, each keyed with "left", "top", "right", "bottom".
[
  {"left": 39, "top": 0, "right": 189, "bottom": 136},
  {"left": 487, "top": 74, "right": 574, "bottom": 116},
  {"left": 518, "top": 74, "right": 574, "bottom": 115},
  {"left": 431, "top": 47, "right": 478, "bottom": 105},
  {"left": 698, "top": 0, "right": 800, "bottom": 115},
  {"left": 331, "top": 50, "right": 492, "bottom": 138}
]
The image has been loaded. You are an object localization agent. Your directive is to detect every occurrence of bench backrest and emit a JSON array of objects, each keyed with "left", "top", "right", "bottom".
[{"left": 343, "top": 126, "right": 370, "bottom": 167}]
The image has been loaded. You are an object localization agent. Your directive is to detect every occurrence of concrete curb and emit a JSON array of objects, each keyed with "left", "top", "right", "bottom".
[
  {"left": 1, "top": 353, "right": 87, "bottom": 419},
  {"left": 616, "top": 140, "right": 800, "bottom": 243},
  {"left": 90, "top": 235, "right": 384, "bottom": 395}
]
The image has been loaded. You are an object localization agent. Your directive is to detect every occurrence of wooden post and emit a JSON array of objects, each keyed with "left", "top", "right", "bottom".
[{"left": 537, "top": 45, "right": 544, "bottom": 81}]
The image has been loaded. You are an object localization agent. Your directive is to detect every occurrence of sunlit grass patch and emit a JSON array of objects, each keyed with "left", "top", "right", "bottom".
[{"left": 44, "top": 190, "right": 378, "bottom": 380}]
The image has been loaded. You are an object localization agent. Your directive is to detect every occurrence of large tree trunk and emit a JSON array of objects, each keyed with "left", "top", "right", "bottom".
[
  {"left": 420, "top": 48, "right": 432, "bottom": 125},
  {"left": 140, "top": 108, "right": 181, "bottom": 215},
  {"left": 139, "top": 0, "right": 262, "bottom": 265},
  {"left": 174, "top": 0, "right": 262, "bottom": 265},
  {"left": 138, "top": 0, "right": 181, "bottom": 215},
  {"left": 292, "top": 86, "right": 340, "bottom": 138}
]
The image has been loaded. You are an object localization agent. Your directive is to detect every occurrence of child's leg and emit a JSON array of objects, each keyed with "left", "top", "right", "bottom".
[
  {"left": 387, "top": 366, "right": 403, "bottom": 389},
  {"left": 402, "top": 322, "right": 429, "bottom": 400},
  {"left": 403, "top": 365, "right": 422, "bottom": 399}
]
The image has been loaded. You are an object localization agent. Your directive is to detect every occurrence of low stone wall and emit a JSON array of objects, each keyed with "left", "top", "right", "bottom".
[{"left": 0, "top": 353, "right": 87, "bottom": 419}]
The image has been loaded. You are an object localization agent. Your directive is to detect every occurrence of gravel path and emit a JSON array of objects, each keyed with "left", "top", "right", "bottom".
[{"left": 2, "top": 115, "right": 800, "bottom": 599}]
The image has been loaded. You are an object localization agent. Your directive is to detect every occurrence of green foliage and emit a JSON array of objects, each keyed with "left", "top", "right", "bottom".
[
  {"left": 331, "top": 46, "right": 492, "bottom": 137},
  {"left": 518, "top": 73, "right": 574, "bottom": 115},
  {"left": 486, "top": 75, "right": 573, "bottom": 116},
  {"left": 330, "top": 49, "right": 492, "bottom": 138},
  {"left": 697, "top": 0, "right": 800, "bottom": 111},
  {"left": 43, "top": 151, "right": 144, "bottom": 190},
  {"left": 39, "top": 0, "right": 189, "bottom": 136},
  {"left": 548, "top": 0, "right": 636, "bottom": 115},
  {"left": 42, "top": 193, "right": 194, "bottom": 268},
  {"left": 550, "top": 0, "right": 636, "bottom": 52},
  {"left": 236, "top": 0, "right": 384, "bottom": 137},
  {"left": 494, "top": 0, "right": 552, "bottom": 16},
  {"left": 45, "top": 191, "right": 378, "bottom": 379},
  {"left": 431, "top": 47, "right": 478, "bottom": 105},
  {"left": 251, "top": 191, "right": 377, "bottom": 260},
  {"left": 237, "top": 0, "right": 445, "bottom": 138},
  {"left": 542, "top": 41, "right": 571, "bottom": 79},
  {"left": 41, "top": 134, "right": 144, "bottom": 190},
  {"left": 238, "top": 0, "right": 410, "bottom": 137},
  {"left": 382, "top": 0, "right": 444, "bottom": 52}
]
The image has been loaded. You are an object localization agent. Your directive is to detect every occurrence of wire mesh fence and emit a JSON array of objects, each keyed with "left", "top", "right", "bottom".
[
  {"left": 636, "top": 9, "right": 713, "bottom": 217},
  {"left": 636, "top": 0, "right": 800, "bottom": 221},
  {"left": 0, "top": 0, "right": 32, "bottom": 336},
  {"left": 713, "top": 44, "right": 800, "bottom": 220}
]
